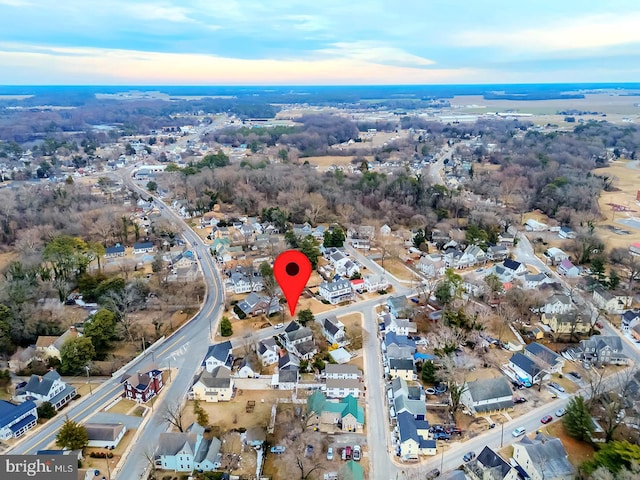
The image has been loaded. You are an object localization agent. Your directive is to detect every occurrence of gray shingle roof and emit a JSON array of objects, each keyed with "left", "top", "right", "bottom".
[
  {"left": 193, "top": 366, "right": 232, "bottom": 388},
  {"left": 19, "top": 370, "right": 61, "bottom": 396},
  {"left": 466, "top": 377, "right": 512, "bottom": 403},
  {"left": 157, "top": 432, "right": 198, "bottom": 456},
  {"left": 517, "top": 434, "right": 575, "bottom": 478},
  {"left": 84, "top": 423, "right": 125, "bottom": 442},
  {"left": 525, "top": 342, "right": 561, "bottom": 367},
  {"left": 510, "top": 352, "right": 543, "bottom": 377}
]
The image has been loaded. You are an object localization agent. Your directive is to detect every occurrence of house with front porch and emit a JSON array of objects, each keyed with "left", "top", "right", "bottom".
[
  {"left": 14, "top": 370, "right": 76, "bottom": 411},
  {"left": 417, "top": 254, "right": 446, "bottom": 278},
  {"left": 319, "top": 279, "right": 354, "bottom": 305},
  {"left": 155, "top": 424, "right": 222, "bottom": 472},
  {"left": 397, "top": 411, "right": 436, "bottom": 461},
  {"left": 592, "top": 286, "right": 633, "bottom": 314},
  {"left": 188, "top": 366, "right": 234, "bottom": 403},
  {"left": 579, "top": 335, "right": 629, "bottom": 366},
  {"left": 122, "top": 368, "right": 164, "bottom": 403},
  {"left": 540, "top": 294, "right": 573, "bottom": 315},
  {"left": 541, "top": 311, "right": 590, "bottom": 336},
  {"left": 257, "top": 337, "right": 280, "bottom": 366},
  {"left": 557, "top": 259, "right": 580, "bottom": 278},
  {"left": 0, "top": 400, "right": 37, "bottom": 440},
  {"left": 513, "top": 433, "right": 575, "bottom": 480}
]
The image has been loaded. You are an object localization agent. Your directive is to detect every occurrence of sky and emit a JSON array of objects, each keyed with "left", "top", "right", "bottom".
[{"left": 1, "top": 0, "right": 640, "bottom": 85}]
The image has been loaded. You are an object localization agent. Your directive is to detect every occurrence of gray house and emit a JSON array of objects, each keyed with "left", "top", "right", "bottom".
[
  {"left": 580, "top": 335, "right": 628, "bottom": 366},
  {"left": 461, "top": 377, "right": 514, "bottom": 415}
]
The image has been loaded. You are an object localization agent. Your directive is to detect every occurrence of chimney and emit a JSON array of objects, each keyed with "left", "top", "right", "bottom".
[{"left": 38, "top": 376, "right": 42, "bottom": 382}]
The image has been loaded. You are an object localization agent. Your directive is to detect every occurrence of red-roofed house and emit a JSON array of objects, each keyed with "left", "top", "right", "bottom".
[
  {"left": 630, "top": 242, "right": 640, "bottom": 256},
  {"left": 350, "top": 279, "right": 365, "bottom": 292}
]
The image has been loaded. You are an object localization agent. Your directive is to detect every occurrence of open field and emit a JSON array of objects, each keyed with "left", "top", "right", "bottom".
[
  {"left": 374, "top": 257, "right": 418, "bottom": 282},
  {"left": 594, "top": 160, "right": 640, "bottom": 251},
  {"left": 106, "top": 398, "right": 138, "bottom": 415}
]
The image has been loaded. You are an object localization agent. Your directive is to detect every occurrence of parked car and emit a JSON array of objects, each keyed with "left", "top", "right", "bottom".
[
  {"left": 463, "top": 451, "right": 476, "bottom": 462},
  {"left": 345, "top": 446, "right": 352, "bottom": 459},
  {"left": 512, "top": 427, "right": 526, "bottom": 437},
  {"left": 568, "top": 371, "right": 582, "bottom": 380},
  {"left": 352, "top": 445, "right": 361, "bottom": 461},
  {"left": 541, "top": 415, "right": 553, "bottom": 424},
  {"left": 425, "top": 469, "right": 441, "bottom": 480},
  {"left": 270, "top": 445, "right": 286, "bottom": 454},
  {"left": 549, "top": 382, "right": 565, "bottom": 393},
  {"left": 433, "top": 432, "right": 451, "bottom": 440},
  {"left": 555, "top": 408, "right": 566, "bottom": 417},
  {"left": 514, "top": 397, "right": 527, "bottom": 404},
  {"left": 274, "top": 323, "right": 284, "bottom": 329},
  {"left": 305, "top": 444, "right": 314, "bottom": 457},
  {"left": 326, "top": 447, "right": 334, "bottom": 461}
]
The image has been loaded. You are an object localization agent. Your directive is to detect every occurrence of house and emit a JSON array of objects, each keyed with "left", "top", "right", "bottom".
[
  {"left": 387, "top": 296, "right": 410, "bottom": 318},
  {"left": 465, "top": 446, "right": 518, "bottom": 480},
  {"left": 459, "top": 245, "right": 487, "bottom": 268},
  {"left": 307, "top": 392, "right": 364, "bottom": 432},
  {"left": 557, "top": 259, "right": 580, "bottom": 278},
  {"left": 621, "top": 310, "right": 640, "bottom": 333},
  {"left": 544, "top": 247, "right": 570, "bottom": 265},
  {"left": 236, "top": 292, "right": 281, "bottom": 317},
  {"left": 257, "top": 337, "right": 280, "bottom": 366},
  {"left": 8, "top": 346, "right": 38, "bottom": 372},
  {"left": 133, "top": 241, "right": 154, "bottom": 254},
  {"left": 104, "top": 244, "right": 125, "bottom": 258},
  {"left": 155, "top": 425, "right": 221, "bottom": 472},
  {"left": 389, "top": 358, "right": 415, "bottom": 381},
  {"left": 35, "top": 327, "right": 80, "bottom": 360},
  {"left": 363, "top": 274, "right": 389, "bottom": 292},
  {"left": 325, "top": 378, "right": 361, "bottom": 399},
  {"left": 189, "top": 366, "right": 234, "bottom": 402},
  {"left": 524, "top": 343, "right": 564, "bottom": 373},
  {"left": 522, "top": 272, "right": 549, "bottom": 290},
  {"left": 513, "top": 433, "right": 575, "bottom": 480},
  {"left": 202, "top": 341, "right": 233, "bottom": 372},
  {"left": 391, "top": 377, "right": 426, "bottom": 420},
  {"left": 292, "top": 223, "right": 313, "bottom": 238},
  {"left": 558, "top": 226, "right": 576, "bottom": 240},
  {"left": 460, "top": 377, "right": 514, "bottom": 415},
  {"left": 592, "top": 286, "right": 632, "bottom": 314},
  {"left": 322, "top": 316, "right": 347, "bottom": 346},
  {"left": 243, "top": 426, "right": 266, "bottom": 447},
  {"left": 122, "top": 368, "right": 164, "bottom": 403},
  {"left": 630, "top": 242, "right": 640, "bottom": 256},
  {"left": 498, "top": 233, "right": 516, "bottom": 247},
  {"left": 540, "top": 294, "right": 573, "bottom": 315},
  {"left": 281, "top": 322, "right": 317, "bottom": 360},
  {"left": 631, "top": 324, "right": 640, "bottom": 342},
  {"left": 237, "top": 355, "right": 262, "bottom": 378},
  {"left": 0, "top": 400, "right": 37, "bottom": 440},
  {"left": 324, "top": 364, "right": 361, "bottom": 380},
  {"left": 273, "top": 368, "right": 299, "bottom": 390},
  {"left": 541, "top": 311, "right": 590, "bottom": 335},
  {"left": 84, "top": 423, "right": 127, "bottom": 449},
  {"left": 350, "top": 233, "right": 371, "bottom": 250},
  {"left": 14, "top": 370, "right": 76, "bottom": 411},
  {"left": 580, "top": 335, "right": 628, "bottom": 366},
  {"left": 508, "top": 353, "right": 545, "bottom": 386},
  {"left": 380, "top": 313, "right": 417, "bottom": 336},
  {"left": 397, "top": 411, "right": 436, "bottom": 461},
  {"left": 384, "top": 332, "right": 417, "bottom": 359},
  {"left": 327, "top": 250, "right": 360, "bottom": 278},
  {"left": 318, "top": 279, "right": 354, "bottom": 305},
  {"left": 524, "top": 219, "right": 547, "bottom": 231},
  {"left": 380, "top": 224, "right": 392, "bottom": 236},
  {"left": 503, "top": 259, "right": 526, "bottom": 276},
  {"left": 417, "top": 254, "right": 446, "bottom": 278},
  {"left": 487, "top": 245, "right": 509, "bottom": 261}
]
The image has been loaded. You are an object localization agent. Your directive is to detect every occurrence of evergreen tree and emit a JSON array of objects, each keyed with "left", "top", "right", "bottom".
[
  {"left": 563, "top": 396, "right": 595, "bottom": 442},
  {"left": 56, "top": 418, "right": 89, "bottom": 450},
  {"left": 220, "top": 317, "right": 233, "bottom": 337}
]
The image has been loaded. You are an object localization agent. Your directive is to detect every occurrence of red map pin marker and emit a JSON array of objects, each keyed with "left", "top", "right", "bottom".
[{"left": 274, "top": 250, "right": 312, "bottom": 317}]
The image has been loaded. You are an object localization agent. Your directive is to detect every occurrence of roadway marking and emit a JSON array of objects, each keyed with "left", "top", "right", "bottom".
[{"left": 157, "top": 335, "right": 187, "bottom": 357}]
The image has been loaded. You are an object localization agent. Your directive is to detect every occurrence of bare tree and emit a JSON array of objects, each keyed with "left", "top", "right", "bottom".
[{"left": 160, "top": 401, "right": 185, "bottom": 432}]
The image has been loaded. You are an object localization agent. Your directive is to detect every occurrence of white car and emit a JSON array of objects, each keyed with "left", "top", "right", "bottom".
[
  {"left": 326, "top": 447, "right": 334, "bottom": 461},
  {"left": 555, "top": 408, "right": 566, "bottom": 417},
  {"left": 512, "top": 427, "right": 526, "bottom": 437},
  {"left": 352, "top": 445, "right": 361, "bottom": 462},
  {"left": 274, "top": 323, "right": 284, "bottom": 329}
]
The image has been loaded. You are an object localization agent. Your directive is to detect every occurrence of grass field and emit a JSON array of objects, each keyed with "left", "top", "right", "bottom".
[{"left": 106, "top": 398, "right": 138, "bottom": 415}]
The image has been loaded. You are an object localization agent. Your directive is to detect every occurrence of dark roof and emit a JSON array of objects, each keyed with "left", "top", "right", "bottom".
[
  {"left": 323, "top": 316, "right": 341, "bottom": 335},
  {"left": 278, "top": 369, "right": 298, "bottom": 383},
  {"left": 525, "top": 342, "right": 561, "bottom": 366},
  {"left": 384, "top": 332, "right": 416, "bottom": 349},
  {"left": 397, "top": 411, "right": 419, "bottom": 442},
  {"left": 133, "top": 241, "right": 153, "bottom": 249},
  {"left": 517, "top": 434, "right": 575, "bottom": 478},
  {"left": 18, "top": 370, "right": 61, "bottom": 396},
  {"left": 194, "top": 366, "right": 232, "bottom": 388},
  {"left": 84, "top": 423, "right": 125, "bottom": 442},
  {"left": 622, "top": 310, "right": 640, "bottom": 323},
  {"left": 510, "top": 352, "right": 543, "bottom": 377},
  {"left": 257, "top": 337, "right": 276, "bottom": 355},
  {"left": 0, "top": 400, "right": 36, "bottom": 427},
  {"left": 105, "top": 245, "right": 125, "bottom": 254},
  {"left": 389, "top": 358, "right": 415, "bottom": 371},
  {"left": 466, "top": 377, "right": 513, "bottom": 403},
  {"left": 202, "top": 341, "right": 232, "bottom": 365},
  {"left": 503, "top": 259, "right": 522, "bottom": 271},
  {"left": 475, "top": 446, "right": 512, "bottom": 478}
]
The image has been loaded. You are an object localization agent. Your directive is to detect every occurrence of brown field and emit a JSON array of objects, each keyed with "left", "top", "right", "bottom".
[
  {"left": 374, "top": 257, "right": 417, "bottom": 282},
  {"left": 594, "top": 160, "right": 640, "bottom": 251},
  {"left": 106, "top": 398, "right": 138, "bottom": 415},
  {"left": 303, "top": 155, "right": 359, "bottom": 169}
]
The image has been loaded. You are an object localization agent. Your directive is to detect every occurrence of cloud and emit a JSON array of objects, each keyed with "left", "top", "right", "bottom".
[
  {"left": 316, "top": 41, "right": 436, "bottom": 68},
  {"left": 457, "top": 12, "right": 640, "bottom": 53},
  {"left": 122, "top": 4, "right": 195, "bottom": 24},
  {"left": 0, "top": 43, "right": 474, "bottom": 85},
  {"left": 0, "top": 0, "right": 31, "bottom": 5}
]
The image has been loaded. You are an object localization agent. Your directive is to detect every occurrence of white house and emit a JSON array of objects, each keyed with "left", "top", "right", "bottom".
[
  {"left": 397, "top": 412, "right": 436, "bottom": 461},
  {"left": 557, "top": 259, "right": 580, "bottom": 277},
  {"left": 257, "top": 337, "right": 279, "bottom": 366},
  {"left": 322, "top": 316, "right": 347, "bottom": 346},
  {"left": 540, "top": 294, "right": 573, "bottom": 315},
  {"left": 155, "top": 424, "right": 221, "bottom": 473},
  {"left": 327, "top": 250, "right": 360, "bottom": 278},
  {"left": 319, "top": 279, "right": 354, "bottom": 305},
  {"left": 592, "top": 286, "right": 632, "bottom": 314},
  {"left": 14, "top": 370, "right": 76, "bottom": 411},
  {"left": 512, "top": 433, "right": 575, "bottom": 480},
  {"left": 325, "top": 378, "right": 361, "bottom": 399},
  {"left": 133, "top": 241, "right": 154, "bottom": 254},
  {"left": 188, "top": 366, "right": 234, "bottom": 403},
  {"left": 85, "top": 423, "right": 127, "bottom": 449},
  {"left": 324, "top": 364, "right": 361, "bottom": 380},
  {"left": 544, "top": 247, "right": 570, "bottom": 265},
  {"left": 35, "top": 327, "right": 80, "bottom": 360},
  {"left": 380, "top": 224, "right": 392, "bottom": 236},
  {"left": 0, "top": 400, "right": 37, "bottom": 440},
  {"left": 417, "top": 254, "right": 445, "bottom": 278},
  {"left": 201, "top": 341, "right": 233, "bottom": 372},
  {"left": 522, "top": 273, "right": 549, "bottom": 290},
  {"left": 363, "top": 274, "right": 389, "bottom": 292}
]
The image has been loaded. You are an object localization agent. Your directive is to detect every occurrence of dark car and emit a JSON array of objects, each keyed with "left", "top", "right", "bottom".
[
  {"left": 425, "top": 469, "right": 441, "bottom": 480},
  {"left": 514, "top": 397, "right": 527, "bottom": 404},
  {"left": 433, "top": 432, "right": 451, "bottom": 440},
  {"left": 541, "top": 415, "right": 553, "bottom": 424},
  {"left": 463, "top": 452, "right": 476, "bottom": 462},
  {"left": 568, "top": 371, "right": 582, "bottom": 380}
]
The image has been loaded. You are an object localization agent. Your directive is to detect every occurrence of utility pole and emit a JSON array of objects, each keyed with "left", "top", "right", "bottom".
[
  {"left": 440, "top": 446, "right": 445, "bottom": 472},
  {"left": 85, "top": 365, "right": 93, "bottom": 395},
  {"left": 500, "top": 421, "right": 505, "bottom": 448}
]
